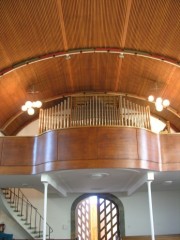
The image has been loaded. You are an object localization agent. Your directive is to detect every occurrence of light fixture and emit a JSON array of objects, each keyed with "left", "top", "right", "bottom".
[
  {"left": 65, "top": 54, "right": 71, "bottom": 60},
  {"left": 163, "top": 180, "right": 173, "bottom": 185},
  {"left": 22, "top": 85, "right": 42, "bottom": 115},
  {"left": 148, "top": 95, "right": 170, "bottom": 112},
  {"left": 21, "top": 100, "right": 42, "bottom": 115},
  {"left": 119, "top": 53, "right": 124, "bottom": 59},
  {"left": 90, "top": 172, "right": 110, "bottom": 179}
]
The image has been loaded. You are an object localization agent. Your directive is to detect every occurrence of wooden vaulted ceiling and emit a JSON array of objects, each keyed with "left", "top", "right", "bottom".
[{"left": 0, "top": 0, "right": 180, "bottom": 135}]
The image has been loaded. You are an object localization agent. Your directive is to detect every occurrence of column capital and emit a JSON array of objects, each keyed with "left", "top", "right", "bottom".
[{"left": 147, "top": 172, "right": 154, "bottom": 181}]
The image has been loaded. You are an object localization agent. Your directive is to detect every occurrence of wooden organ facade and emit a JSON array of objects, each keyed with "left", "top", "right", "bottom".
[{"left": 39, "top": 94, "right": 151, "bottom": 134}]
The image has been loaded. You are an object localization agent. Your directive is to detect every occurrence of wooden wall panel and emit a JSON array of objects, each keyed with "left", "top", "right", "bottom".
[
  {"left": 58, "top": 128, "right": 97, "bottom": 161},
  {"left": 1, "top": 137, "right": 35, "bottom": 166},
  {"left": 97, "top": 127, "right": 138, "bottom": 160},
  {"left": 0, "top": 128, "right": 180, "bottom": 174},
  {"left": 36, "top": 131, "right": 58, "bottom": 165},
  {"left": 137, "top": 129, "right": 160, "bottom": 163},
  {"left": 160, "top": 134, "right": 180, "bottom": 170}
]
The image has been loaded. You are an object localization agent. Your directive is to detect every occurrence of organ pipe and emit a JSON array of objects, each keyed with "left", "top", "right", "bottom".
[{"left": 39, "top": 94, "right": 151, "bottom": 133}]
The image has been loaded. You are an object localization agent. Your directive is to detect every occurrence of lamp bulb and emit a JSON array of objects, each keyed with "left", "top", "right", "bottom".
[
  {"left": 32, "top": 101, "right": 37, "bottom": 107},
  {"left": 155, "top": 102, "right": 163, "bottom": 112},
  {"left": 163, "top": 99, "right": 170, "bottom": 107},
  {"left": 156, "top": 97, "right": 162, "bottom": 103},
  {"left": 21, "top": 105, "right": 27, "bottom": 111},
  {"left": 35, "top": 100, "right": 42, "bottom": 108},
  {"left": 148, "top": 95, "right": 154, "bottom": 102},
  {"left": 27, "top": 107, "right": 35, "bottom": 115},
  {"left": 25, "top": 101, "right": 33, "bottom": 108}
]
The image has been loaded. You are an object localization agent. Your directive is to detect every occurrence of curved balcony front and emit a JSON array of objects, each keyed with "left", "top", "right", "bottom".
[{"left": 0, "top": 127, "right": 179, "bottom": 175}]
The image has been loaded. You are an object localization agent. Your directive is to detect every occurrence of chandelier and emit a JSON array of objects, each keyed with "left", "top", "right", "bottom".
[
  {"left": 21, "top": 100, "right": 42, "bottom": 115},
  {"left": 21, "top": 85, "right": 43, "bottom": 115},
  {"left": 148, "top": 95, "right": 170, "bottom": 112}
]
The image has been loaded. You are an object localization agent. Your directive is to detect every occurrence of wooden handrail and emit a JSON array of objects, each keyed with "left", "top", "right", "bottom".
[{"left": 1, "top": 188, "right": 53, "bottom": 238}]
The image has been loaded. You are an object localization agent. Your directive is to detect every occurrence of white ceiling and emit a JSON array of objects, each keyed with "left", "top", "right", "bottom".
[{"left": 0, "top": 169, "right": 180, "bottom": 197}]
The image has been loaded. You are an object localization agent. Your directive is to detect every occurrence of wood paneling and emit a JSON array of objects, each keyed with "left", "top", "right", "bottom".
[
  {"left": 1, "top": 137, "right": 35, "bottom": 166},
  {"left": 137, "top": 129, "right": 160, "bottom": 163},
  {"left": 97, "top": 127, "right": 138, "bottom": 160},
  {"left": 61, "top": 0, "right": 128, "bottom": 48},
  {"left": 160, "top": 134, "right": 180, "bottom": 171},
  {"left": 58, "top": 128, "right": 97, "bottom": 161},
  {"left": 126, "top": 0, "right": 180, "bottom": 59},
  {"left": 36, "top": 130, "right": 58, "bottom": 165},
  {"left": 0, "top": 128, "right": 180, "bottom": 174},
  {"left": 0, "top": 0, "right": 64, "bottom": 69},
  {"left": 0, "top": 166, "right": 33, "bottom": 175}
]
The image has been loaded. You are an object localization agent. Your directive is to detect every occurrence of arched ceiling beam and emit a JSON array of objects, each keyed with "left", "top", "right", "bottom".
[{"left": 0, "top": 48, "right": 180, "bottom": 77}]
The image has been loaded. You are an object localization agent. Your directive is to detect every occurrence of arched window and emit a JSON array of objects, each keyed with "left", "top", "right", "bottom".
[{"left": 71, "top": 193, "right": 125, "bottom": 240}]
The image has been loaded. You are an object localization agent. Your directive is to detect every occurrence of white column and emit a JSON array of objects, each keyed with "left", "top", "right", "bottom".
[
  {"left": 43, "top": 181, "right": 48, "bottom": 240},
  {"left": 147, "top": 172, "right": 155, "bottom": 240}
]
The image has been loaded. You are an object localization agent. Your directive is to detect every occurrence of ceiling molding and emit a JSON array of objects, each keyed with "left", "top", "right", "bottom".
[{"left": 0, "top": 48, "right": 180, "bottom": 78}]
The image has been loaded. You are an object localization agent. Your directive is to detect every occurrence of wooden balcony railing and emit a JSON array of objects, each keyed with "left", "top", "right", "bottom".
[{"left": 39, "top": 94, "right": 151, "bottom": 133}]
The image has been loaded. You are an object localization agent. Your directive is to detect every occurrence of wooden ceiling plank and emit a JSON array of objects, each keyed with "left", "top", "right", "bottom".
[
  {"left": 121, "top": 0, "right": 133, "bottom": 48},
  {"left": 115, "top": 0, "right": 132, "bottom": 91},
  {"left": 161, "top": 66, "right": 176, "bottom": 98},
  {"left": 56, "top": 0, "right": 74, "bottom": 91},
  {"left": 56, "top": 0, "right": 68, "bottom": 50}
]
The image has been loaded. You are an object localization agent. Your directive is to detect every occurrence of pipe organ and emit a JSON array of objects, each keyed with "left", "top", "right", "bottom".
[{"left": 39, "top": 94, "right": 151, "bottom": 133}]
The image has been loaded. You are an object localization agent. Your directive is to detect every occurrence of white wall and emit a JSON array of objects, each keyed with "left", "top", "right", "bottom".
[
  {"left": 152, "top": 191, "right": 180, "bottom": 234},
  {"left": 21, "top": 189, "right": 77, "bottom": 239},
  {"left": 17, "top": 120, "right": 39, "bottom": 136},
  {"left": 0, "top": 197, "right": 30, "bottom": 239},
  {"left": 1, "top": 189, "right": 179, "bottom": 238},
  {"left": 121, "top": 191, "right": 180, "bottom": 236},
  {"left": 122, "top": 191, "right": 151, "bottom": 236}
]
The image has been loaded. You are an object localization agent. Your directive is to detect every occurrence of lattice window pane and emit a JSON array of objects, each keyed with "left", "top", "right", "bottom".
[
  {"left": 107, "top": 231, "right": 112, "bottom": 240},
  {"left": 106, "top": 205, "right": 111, "bottom": 214},
  {"left": 112, "top": 216, "right": 117, "bottom": 225},
  {"left": 100, "top": 211, "right": 105, "bottom": 221},
  {"left": 100, "top": 219, "right": 105, "bottom": 229},
  {"left": 98, "top": 197, "right": 120, "bottom": 240},
  {"left": 106, "top": 213, "right": 111, "bottom": 223},
  {"left": 113, "top": 225, "right": 117, "bottom": 233},
  {"left": 100, "top": 202, "right": 105, "bottom": 212},
  {"left": 76, "top": 199, "right": 91, "bottom": 240}
]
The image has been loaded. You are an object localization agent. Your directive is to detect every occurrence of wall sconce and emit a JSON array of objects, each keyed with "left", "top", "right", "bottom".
[
  {"left": 148, "top": 95, "right": 170, "bottom": 112},
  {"left": 21, "top": 100, "right": 42, "bottom": 115}
]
